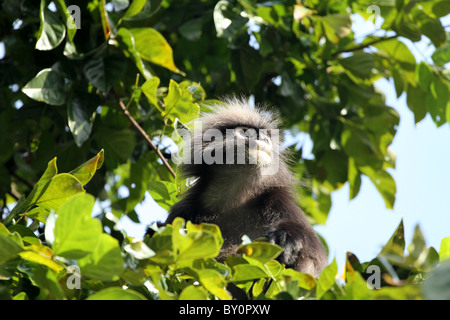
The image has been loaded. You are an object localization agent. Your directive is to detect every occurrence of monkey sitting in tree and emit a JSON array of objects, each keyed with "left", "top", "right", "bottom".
[{"left": 150, "top": 98, "right": 328, "bottom": 277}]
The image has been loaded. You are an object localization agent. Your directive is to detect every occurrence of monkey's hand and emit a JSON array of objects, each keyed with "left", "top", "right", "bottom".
[{"left": 264, "top": 225, "right": 303, "bottom": 268}]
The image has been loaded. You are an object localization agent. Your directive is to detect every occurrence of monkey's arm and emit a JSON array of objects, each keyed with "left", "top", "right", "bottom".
[{"left": 265, "top": 220, "right": 327, "bottom": 276}]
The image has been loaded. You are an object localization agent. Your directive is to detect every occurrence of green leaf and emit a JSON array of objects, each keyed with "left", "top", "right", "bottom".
[
  {"left": 162, "top": 79, "right": 200, "bottom": 126},
  {"left": 67, "top": 94, "right": 97, "bottom": 147},
  {"left": 405, "top": 225, "right": 439, "bottom": 272},
  {"left": 418, "top": 15, "right": 446, "bottom": 47},
  {"left": 9, "top": 158, "right": 58, "bottom": 219},
  {"left": 427, "top": 75, "right": 448, "bottom": 126},
  {"left": 53, "top": 193, "right": 102, "bottom": 259},
  {"left": 393, "top": 12, "right": 421, "bottom": 42},
  {"left": 18, "top": 262, "right": 65, "bottom": 300},
  {"left": 179, "top": 285, "right": 209, "bottom": 300},
  {"left": 0, "top": 235, "right": 23, "bottom": 264},
  {"left": 319, "top": 14, "right": 352, "bottom": 43},
  {"left": 22, "top": 68, "right": 66, "bottom": 106},
  {"left": 282, "top": 268, "right": 317, "bottom": 290},
  {"left": 171, "top": 218, "right": 223, "bottom": 262},
  {"left": 237, "top": 241, "right": 283, "bottom": 264},
  {"left": 86, "top": 288, "right": 147, "bottom": 300},
  {"left": 129, "top": 28, "right": 181, "bottom": 74},
  {"left": 123, "top": 0, "right": 147, "bottom": 19},
  {"left": 406, "top": 83, "right": 428, "bottom": 123},
  {"left": 69, "top": 149, "right": 104, "bottom": 186},
  {"left": 116, "top": 27, "right": 153, "bottom": 80},
  {"left": 432, "top": 38, "right": 450, "bottom": 66},
  {"left": 255, "top": 5, "right": 288, "bottom": 30},
  {"left": 123, "top": 241, "right": 155, "bottom": 259},
  {"left": 379, "top": 219, "right": 405, "bottom": 258},
  {"left": 316, "top": 259, "right": 337, "bottom": 299},
  {"left": 147, "top": 224, "right": 176, "bottom": 265},
  {"left": 197, "top": 269, "right": 231, "bottom": 300},
  {"left": 213, "top": 0, "right": 248, "bottom": 37},
  {"left": 179, "top": 18, "right": 203, "bottom": 41},
  {"left": 422, "top": 260, "right": 450, "bottom": 300},
  {"left": 341, "top": 271, "right": 373, "bottom": 300},
  {"left": 439, "top": 237, "right": 450, "bottom": 261},
  {"left": 232, "top": 264, "right": 270, "bottom": 282},
  {"left": 99, "top": 0, "right": 111, "bottom": 39},
  {"left": 231, "top": 46, "right": 263, "bottom": 90},
  {"left": 392, "top": 66, "right": 405, "bottom": 98},
  {"left": 339, "top": 53, "right": 375, "bottom": 79},
  {"left": 54, "top": 0, "right": 76, "bottom": 42},
  {"left": 141, "top": 77, "right": 161, "bottom": 109},
  {"left": 148, "top": 180, "right": 178, "bottom": 211},
  {"left": 293, "top": 4, "right": 316, "bottom": 21},
  {"left": 348, "top": 157, "right": 361, "bottom": 200},
  {"left": 19, "top": 245, "right": 64, "bottom": 273},
  {"left": 341, "top": 125, "right": 380, "bottom": 167},
  {"left": 83, "top": 55, "right": 127, "bottom": 92},
  {"left": 415, "top": 61, "right": 433, "bottom": 91},
  {"left": 78, "top": 233, "right": 124, "bottom": 281},
  {"left": 374, "top": 38, "right": 416, "bottom": 72},
  {"left": 35, "top": 0, "right": 66, "bottom": 51},
  {"left": 36, "top": 173, "right": 85, "bottom": 211},
  {"left": 360, "top": 167, "right": 396, "bottom": 209},
  {"left": 95, "top": 127, "right": 136, "bottom": 169}
]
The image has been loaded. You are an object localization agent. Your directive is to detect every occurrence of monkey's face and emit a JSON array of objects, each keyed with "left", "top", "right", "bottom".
[
  {"left": 199, "top": 125, "right": 278, "bottom": 170},
  {"left": 174, "top": 101, "right": 283, "bottom": 177}
]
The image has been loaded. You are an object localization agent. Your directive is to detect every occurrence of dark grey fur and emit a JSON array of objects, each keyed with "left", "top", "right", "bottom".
[{"left": 161, "top": 99, "right": 327, "bottom": 277}]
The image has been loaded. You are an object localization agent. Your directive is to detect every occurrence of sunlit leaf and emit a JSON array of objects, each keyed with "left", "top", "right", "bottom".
[
  {"left": 123, "top": 0, "right": 147, "bottom": 18},
  {"left": 53, "top": 193, "right": 101, "bottom": 259},
  {"left": 35, "top": 0, "right": 66, "bottom": 51},
  {"left": 439, "top": 237, "right": 450, "bottom": 261},
  {"left": 36, "top": 173, "right": 85, "bottom": 211},
  {"left": 69, "top": 149, "right": 104, "bottom": 186},
  {"left": 0, "top": 235, "right": 23, "bottom": 264},
  {"left": 316, "top": 259, "right": 337, "bottom": 299},
  {"left": 86, "top": 287, "right": 147, "bottom": 300},
  {"left": 129, "top": 28, "right": 181, "bottom": 74},
  {"left": 237, "top": 241, "right": 283, "bottom": 264},
  {"left": 22, "top": 68, "right": 66, "bottom": 106},
  {"left": 78, "top": 233, "right": 124, "bottom": 281}
]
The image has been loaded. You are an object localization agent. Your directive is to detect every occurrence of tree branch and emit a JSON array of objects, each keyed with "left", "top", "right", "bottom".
[
  {"left": 332, "top": 34, "right": 398, "bottom": 57},
  {"left": 111, "top": 90, "right": 176, "bottom": 179}
]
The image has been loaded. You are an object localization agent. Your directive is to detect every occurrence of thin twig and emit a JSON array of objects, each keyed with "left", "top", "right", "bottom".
[
  {"left": 111, "top": 90, "right": 176, "bottom": 178},
  {"left": 332, "top": 34, "right": 398, "bottom": 57}
]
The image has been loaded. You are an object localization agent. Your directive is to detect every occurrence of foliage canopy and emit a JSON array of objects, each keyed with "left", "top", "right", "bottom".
[{"left": 0, "top": 0, "right": 449, "bottom": 300}]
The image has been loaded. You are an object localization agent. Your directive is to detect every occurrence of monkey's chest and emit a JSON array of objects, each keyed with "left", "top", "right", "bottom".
[{"left": 212, "top": 207, "right": 272, "bottom": 246}]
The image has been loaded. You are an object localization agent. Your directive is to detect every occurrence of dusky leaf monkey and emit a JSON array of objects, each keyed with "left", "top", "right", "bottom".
[{"left": 149, "top": 98, "right": 328, "bottom": 277}]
